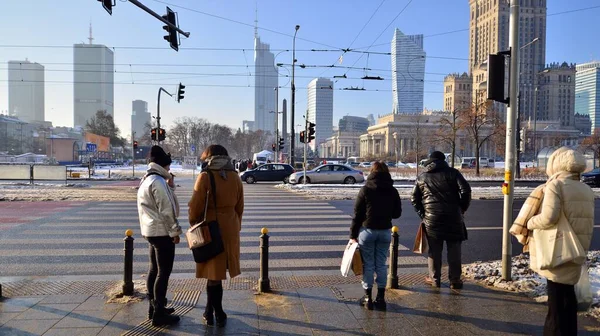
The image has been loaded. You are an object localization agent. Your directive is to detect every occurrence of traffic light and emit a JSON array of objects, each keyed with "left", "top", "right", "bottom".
[
  {"left": 162, "top": 7, "right": 178, "bottom": 51},
  {"left": 278, "top": 137, "right": 284, "bottom": 150},
  {"left": 487, "top": 53, "right": 509, "bottom": 104},
  {"left": 307, "top": 122, "right": 316, "bottom": 143},
  {"left": 151, "top": 128, "right": 157, "bottom": 141},
  {"left": 299, "top": 131, "right": 305, "bottom": 143},
  {"left": 519, "top": 128, "right": 526, "bottom": 152},
  {"left": 158, "top": 128, "right": 166, "bottom": 141},
  {"left": 98, "top": 0, "right": 113, "bottom": 15},
  {"left": 271, "top": 144, "right": 276, "bottom": 151},
  {"left": 133, "top": 141, "right": 139, "bottom": 149},
  {"left": 177, "top": 83, "right": 185, "bottom": 103}
]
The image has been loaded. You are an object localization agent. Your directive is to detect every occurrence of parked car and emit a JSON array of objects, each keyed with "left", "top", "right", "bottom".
[
  {"left": 358, "top": 162, "right": 372, "bottom": 168},
  {"left": 385, "top": 161, "right": 396, "bottom": 168},
  {"left": 289, "top": 164, "right": 365, "bottom": 184},
  {"left": 396, "top": 162, "right": 410, "bottom": 168},
  {"left": 582, "top": 168, "right": 600, "bottom": 187},
  {"left": 239, "top": 163, "right": 295, "bottom": 184}
]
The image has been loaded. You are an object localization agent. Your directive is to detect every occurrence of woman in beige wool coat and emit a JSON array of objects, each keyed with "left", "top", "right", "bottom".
[{"left": 527, "top": 147, "right": 594, "bottom": 335}]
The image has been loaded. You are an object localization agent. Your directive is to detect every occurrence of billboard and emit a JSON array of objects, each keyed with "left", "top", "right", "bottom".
[{"left": 84, "top": 132, "right": 110, "bottom": 152}]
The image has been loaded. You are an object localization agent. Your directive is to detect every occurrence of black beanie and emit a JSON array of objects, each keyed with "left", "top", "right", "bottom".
[
  {"left": 150, "top": 145, "right": 172, "bottom": 167},
  {"left": 429, "top": 151, "right": 446, "bottom": 161}
]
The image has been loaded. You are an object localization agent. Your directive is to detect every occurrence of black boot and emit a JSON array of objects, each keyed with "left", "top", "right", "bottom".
[
  {"left": 151, "top": 299, "right": 180, "bottom": 327},
  {"left": 148, "top": 298, "right": 176, "bottom": 319},
  {"left": 212, "top": 284, "right": 227, "bottom": 327},
  {"left": 203, "top": 285, "right": 214, "bottom": 326},
  {"left": 360, "top": 288, "right": 374, "bottom": 310},
  {"left": 373, "top": 288, "right": 386, "bottom": 311}
]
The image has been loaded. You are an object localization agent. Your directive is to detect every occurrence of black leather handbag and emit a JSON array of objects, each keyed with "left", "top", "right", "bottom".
[{"left": 191, "top": 170, "right": 225, "bottom": 263}]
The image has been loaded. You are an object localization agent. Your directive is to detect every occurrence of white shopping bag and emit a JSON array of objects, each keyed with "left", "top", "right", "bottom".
[
  {"left": 534, "top": 217, "right": 586, "bottom": 270},
  {"left": 575, "top": 265, "right": 593, "bottom": 312},
  {"left": 341, "top": 241, "right": 359, "bottom": 277}
]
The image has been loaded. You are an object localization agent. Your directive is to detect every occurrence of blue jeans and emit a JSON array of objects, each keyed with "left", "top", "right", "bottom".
[{"left": 358, "top": 228, "right": 391, "bottom": 289}]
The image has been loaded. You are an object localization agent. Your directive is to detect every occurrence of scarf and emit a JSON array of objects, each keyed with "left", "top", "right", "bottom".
[{"left": 205, "top": 155, "right": 235, "bottom": 179}]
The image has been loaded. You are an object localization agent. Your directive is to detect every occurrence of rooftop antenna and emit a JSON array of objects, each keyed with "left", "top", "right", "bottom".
[
  {"left": 254, "top": 1, "right": 258, "bottom": 38},
  {"left": 88, "top": 22, "right": 94, "bottom": 45}
]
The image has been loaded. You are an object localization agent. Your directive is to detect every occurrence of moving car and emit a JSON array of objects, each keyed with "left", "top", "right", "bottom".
[
  {"left": 581, "top": 168, "right": 600, "bottom": 187},
  {"left": 358, "top": 162, "right": 372, "bottom": 168},
  {"left": 239, "top": 163, "right": 295, "bottom": 184},
  {"left": 289, "top": 164, "right": 365, "bottom": 184}
]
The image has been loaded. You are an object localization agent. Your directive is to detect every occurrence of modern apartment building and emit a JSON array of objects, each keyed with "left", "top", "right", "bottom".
[
  {"left": 391, "top": 29, "right": 425, "bottom": 114},
  {"left": 575, "top": 61, "right": 600, "bottom": 133},
  {"left": 73, "top": 42, "right": 114, "bottom": 128},
  {"left": 306, "top": 78, "right": 334, "bottom": 151},
  {"left": 536, "top": 62, "right": 575, "bottom": 127},
  {"left": 443, "top": 73, "right": 473, "bottom": 112},
  {"left": 131, "top": 100, "right": 151, "bottom": 140},
  {"left": 469, "top": 0, "right": 546, "bottom": 120},
  {"left": 8, "top": 60, "right": 45, "bottom": 123}
]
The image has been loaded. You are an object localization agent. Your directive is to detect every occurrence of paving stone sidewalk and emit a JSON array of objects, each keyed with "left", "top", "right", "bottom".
[{"left": 2, "top": 280, "right": 600, "bottom": 336}]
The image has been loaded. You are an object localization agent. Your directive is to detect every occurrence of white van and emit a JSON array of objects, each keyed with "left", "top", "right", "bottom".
[{"left": 460, "top": 157, "right": 491, "bottom": 169}]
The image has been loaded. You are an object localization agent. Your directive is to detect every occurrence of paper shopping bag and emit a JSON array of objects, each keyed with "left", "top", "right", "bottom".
[
  {"left": 341, "top": 241, "right": 359, "bottom": 277},
  {"left": 412, "top": 223, "right": 429, "bottom": 254},
  {"left": 351, "top": 248, "right": 363, "bottom": 275}
]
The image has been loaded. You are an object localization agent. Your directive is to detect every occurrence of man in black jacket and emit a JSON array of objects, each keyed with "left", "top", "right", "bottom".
[{"left": 411, "top": 151, "right": 471, "bottom": 289}]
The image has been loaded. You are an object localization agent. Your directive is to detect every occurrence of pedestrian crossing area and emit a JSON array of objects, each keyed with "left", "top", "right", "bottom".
[{"left": 0, "top": 181, "right": 428, "bottom": 277}]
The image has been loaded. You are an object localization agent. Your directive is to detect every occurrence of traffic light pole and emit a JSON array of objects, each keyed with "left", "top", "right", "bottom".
[
  {"left": 132, "top": 131, "right": 135, "bottom": 177},
  {"left": 156, "top": 87, "right": 173, "bottom": 144},
  {"left": 501, "top": 0, "right": 520, "bottom": 281},
  {"left": 127, "top": 0, "right": 190, "bottom": 37},
  {"left": 303, "top": 120, "right": 308, "bottom": 185}
]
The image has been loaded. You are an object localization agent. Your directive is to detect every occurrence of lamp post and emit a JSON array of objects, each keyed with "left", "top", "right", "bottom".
[{"left": 290, "top": 25, "right": 300, "bottom": 166}]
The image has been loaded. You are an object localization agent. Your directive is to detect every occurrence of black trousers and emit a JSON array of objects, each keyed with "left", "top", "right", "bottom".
[
  {"left": 427, "top": 237, "right": 462, "bottom": 283},
  {"left": 544, "top": 280, "right": 577, "bottom": 336},
  {"left": 147, "top": 236, "right": 176, "bottom": 308}
]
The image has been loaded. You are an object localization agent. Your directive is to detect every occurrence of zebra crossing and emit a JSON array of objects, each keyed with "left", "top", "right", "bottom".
[{"left": 0, "top": 180, "right": 428, "bottom": 277}]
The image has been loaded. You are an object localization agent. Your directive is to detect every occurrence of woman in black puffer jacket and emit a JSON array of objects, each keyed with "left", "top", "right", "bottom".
[{"left": 350, "top": 161, "right": 402, "bottom": 311}]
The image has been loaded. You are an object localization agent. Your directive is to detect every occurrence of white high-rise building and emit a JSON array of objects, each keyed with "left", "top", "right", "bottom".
[
  {"left": 8, "top": 60, "right": 45, "bottom": 123},
  {"left": 73, "top": 28, "right": 114, "bottom": 128},
  {"left": 131, "top": 100, "right": 151, "bottom": 140},
  {"left": 306, "top": 78, "right": 334, "bottom": 152},
  {"left": 254, "top": 33, "right": 278, "bottom": 133},
  {"left": 391, "top": 29, "right": 425, "bottom": 114}
]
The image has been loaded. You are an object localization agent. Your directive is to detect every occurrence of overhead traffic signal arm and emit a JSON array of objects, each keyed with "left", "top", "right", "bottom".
[{"left": 98, "top": 0, "right": 114, "bottom": 15}]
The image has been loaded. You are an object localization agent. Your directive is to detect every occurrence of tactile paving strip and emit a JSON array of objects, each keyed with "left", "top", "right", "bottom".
[{"left": 122, "top": 291, "right": 200, "bottom": 336}]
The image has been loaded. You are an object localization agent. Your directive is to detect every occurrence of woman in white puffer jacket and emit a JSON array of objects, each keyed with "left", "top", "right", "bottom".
[{"left": 527, "top": 147, "right": 594, "bottom": 335}]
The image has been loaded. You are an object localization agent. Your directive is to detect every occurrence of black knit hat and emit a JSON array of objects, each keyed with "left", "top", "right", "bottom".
[
  {"left": 150, "top": 145, "right": 172, "bottom": 167},
  {"left": 429, "top": 151, "right": 446, "bottom": 161}
]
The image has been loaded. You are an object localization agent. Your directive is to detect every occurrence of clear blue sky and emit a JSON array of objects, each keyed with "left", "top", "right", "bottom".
[{"left": 0, "top": 0, "right": 599, "bottom": 136}]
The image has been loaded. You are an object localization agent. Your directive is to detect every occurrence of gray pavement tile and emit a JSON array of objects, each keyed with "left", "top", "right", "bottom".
[
  {"left": 97, "top": 321, "right": 140, "bottom": 336},
  {"left": 13, "top": 303, "right": 79, "bottom": 320},
  {"left": 0, "top": 318, "right": 59, "bottom": 335},
  {"left": 53, "top": 309, "right": 118, "bottom": 329},
  {"left": 40, "top": 294, "right": 91, "bottom": 304},
  {"left": 223, "top": 290, "right": 257, "bottom": 301},
  {"left": 0, "top": 297, "right": 45, "bottom": 313},
  {"left": 223, "top": 300, "right": 258, "bottom": 316},
  {"left": 255, "top": 291, "right": 303, "bottom": 308},
  {"left": 258, "top": 304, "right": 308, "bottom": 322},
  {"left": 358, "top": 317, "right": 421, "bottom": 336},
  {"left": 306, "top": 310, "right": 362, "bottom": 332},
  {"left": 412, "top": 324, "right": 474, "bottom": 335},
  {"left": 163, "top": 322, "right": 208, "bottom": 335},
  {"left": 311, "top": 329, "right": 367, "bottom": 336},
  {"left": 346, "top": 302, "right": 405, "bottom": 320},
  {"left": 259, "top": 321, "right": 313, "bottom": 336},
  {"left": 296, "top": 288, "right": 337, "bottom": 300},
  {"left": 74, "top": 296, "right": 122, "bottom": 312},
  {"left": 402, "top": 312, "right": 467, "bottom": 328},
  {"left": 43, "top": 327, "right": 103, "bottom": 336},
  {"left": 204, "top": 314, "right": 260, "bottom": 335},
  {"left": 300, "top": 297, "right": 350, "bottom": 313},
  {"left": 109, "top": 302, "right": 148, "bottom": 320},
  {"left": 0, "top": 312, "right": 20, "bottom": 326}
]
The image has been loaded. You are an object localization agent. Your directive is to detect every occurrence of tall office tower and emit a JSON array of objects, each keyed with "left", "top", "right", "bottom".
[
  {"left": 391, "top": 29, "right": 425, "bottom": 114},
  {"left": 536, "top": 62, "right": 575, "bottom": 127},
  {"left": 306, "top": 78, "right": 334, "bottom": 151},
  {"left": 131, "top": 100, "right": 151, "bottom": 140},
  {"left": 281, "top": 99, "right": 288, "bottom": 153},
  {"left": 8, "top": 60, "right": 45, "bottom": 123},
  {"left": 469, "top": 0, "right": 546, "bottom": 120},
  {"left": 575, "top": 61, "right": 600, "bottom": 133},
  {"left": 254, "top": 28, "right": 278, "bottom": 133},
  {"left": 443, "top": 73, "right": 472, "bottom": 112},
  {"left": 73, "top": 25, "right": 114, "bottom": 128}
]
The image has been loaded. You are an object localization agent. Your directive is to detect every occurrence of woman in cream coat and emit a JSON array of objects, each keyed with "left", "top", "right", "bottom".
[{"left": 527, "top": 147, "right": 594, "bottom": 335}]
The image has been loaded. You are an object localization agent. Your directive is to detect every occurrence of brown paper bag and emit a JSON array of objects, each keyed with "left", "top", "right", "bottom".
[
  {"left": 412, "top": 223, "right": 429, "bottom": 254},
  {"left": 351, "top": 248, "right": 363, "bottom": 275}
]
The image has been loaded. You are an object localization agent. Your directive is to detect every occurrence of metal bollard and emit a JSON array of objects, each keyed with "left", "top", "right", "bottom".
[
  {"left": 387, "top": 226, "right": 399, "bottom": 289},
  {"left": 0, "top": 283, "right": 2, "bottom": 298},
  {"left": 108, "top": 170, "right": 111, "bottom": 179},
  {"left": 258, "top": 227, "right": 271, "bottom": 293},
  {"left": 123, "top": 229, "right": 134, "bottom": 296}
]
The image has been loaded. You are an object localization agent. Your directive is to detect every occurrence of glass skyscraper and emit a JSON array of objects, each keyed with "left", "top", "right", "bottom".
[
  {"left": 575, "top": 62, "right": 600, "bottom": 133},
  {"left": 391, "top": 29, "right": 425, "bottom": 114}
]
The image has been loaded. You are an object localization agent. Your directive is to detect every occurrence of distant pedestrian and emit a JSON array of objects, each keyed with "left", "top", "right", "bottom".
[
  {"left": 411, "top": 151, "right": 471, "bottom": 289},
  {"left": 189, "top": 145, "right": 244, "bottom": 328},
  {"left": 527, "top": 147, "right": 594, "bottom": 335},
  {"left": 350, "top": 161, "right": 402, "bottom": 310},
  {"left": 137, "top": 145, "right": 181, "bottom": 327}
]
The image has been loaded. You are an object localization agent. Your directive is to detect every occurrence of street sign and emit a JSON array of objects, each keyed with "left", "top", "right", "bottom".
[
  {"left": 183, "top": 156, "right": 197, "bottom": 170},
  {"left": 86, "top": 143, "right": 97, "bottom": 153},
  {"left": 191, "top": 145, "right": 196, "bottom": 153}
]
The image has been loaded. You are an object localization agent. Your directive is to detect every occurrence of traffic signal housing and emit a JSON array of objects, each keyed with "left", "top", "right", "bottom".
[
  {"left": 133, "top": 141, "right": 139, "bottom": 149},
  {"left": 98, "top": 0, "right": 113, "bottom": 15},
  {"left": 177, "top": 83, "right": 185, "bottom": 102},
  {"left": 307, "top": 122, "right": 316, "bottom": 143},
  {"left": 271, "top": 143, "right": 276, "bottom": 151},
  {"left": 158, "top": 128, "right": 166, "bottom": 142},
  {"left": 151, "top": 128, "right": 157, "bottom": 141},
  {"left": 162, "top": 7, "right": 178, "bottom": 51},
  {"left": 299, "top": 131, "right": 305, "bottom": 143},
  {"left": 278, "top": 137, "right": 284, "bottom": 150},
  {"left": 487, "top": 53, "right": 509, "bottom": 104}
]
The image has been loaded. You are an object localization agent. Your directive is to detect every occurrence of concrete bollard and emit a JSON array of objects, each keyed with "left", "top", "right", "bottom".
[
  {"left": 258, "top": 227, "right": 271, "bottom": 293},
  {"left": 123, "top": 229, "right": 134, "bottom": 296},
  {"left": 387, "top": 226, "right": 399, "bottom": 289}
]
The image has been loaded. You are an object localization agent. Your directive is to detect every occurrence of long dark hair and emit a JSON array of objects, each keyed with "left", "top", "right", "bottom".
[
  {"left": 200, "top": 145, "right": 229, "bottom": 161},
  {"left": 370, "top": 161, "right": 389, "bottom": 174}
]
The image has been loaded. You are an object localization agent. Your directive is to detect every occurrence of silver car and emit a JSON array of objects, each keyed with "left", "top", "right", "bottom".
[{"left": 289, "top": 164, "right": 365, "bottom": 184}]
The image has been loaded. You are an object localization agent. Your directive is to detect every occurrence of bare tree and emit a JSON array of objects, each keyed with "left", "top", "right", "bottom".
[
  {"left": 581, "top": 128, "right": 600, "bottom": 167},
  {"left": 433, "top": 108, "right": 463, "bottom": 168}
]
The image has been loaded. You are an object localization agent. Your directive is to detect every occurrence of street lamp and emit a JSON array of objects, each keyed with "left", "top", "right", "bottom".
[{"left": 290, "top": 24, "right": 300, "bottom": 166}]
